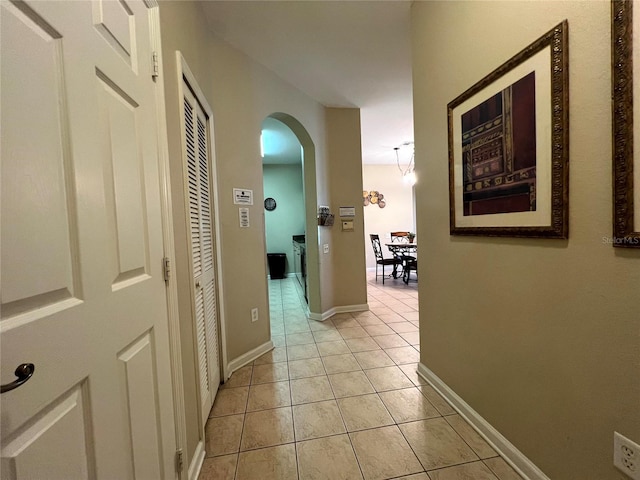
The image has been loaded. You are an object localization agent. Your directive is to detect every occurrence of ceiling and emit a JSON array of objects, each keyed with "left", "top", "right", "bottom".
[{"left": 201, "top": 0, "right": 414, "bottom": 165}]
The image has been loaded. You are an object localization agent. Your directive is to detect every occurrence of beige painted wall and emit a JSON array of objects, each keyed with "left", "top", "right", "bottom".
[
  {"left": 159, "top": 1, "right": 369, "bottom": 466},
  {"left": 362, "top": 165, "right": 415, "bottom": 269},
  {"left": 326, "top": 108, "right": 368, "bottom": 308},
  {"left": 411, "top": 2, "right": 640, "bottom": 479},
  {"left": 159, "top": 0, "right": 330, "bottom": 465},
  {"left": 159, "top": 1, "right": 215, "bottom": 461}
]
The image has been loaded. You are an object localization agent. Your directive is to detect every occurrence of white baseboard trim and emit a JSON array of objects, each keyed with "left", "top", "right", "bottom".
[
  {"left": 308, "top": 303, "right": 369, "bottom": 321},
  {"left": 306, "top": 311, "right": 324, "bottom": 321},
  {"left": 188, "top": 440, "right": 205, "bottom": 480},
  {"left": 267, "top": 273, "right": 295, "bottom": 280},
  {"left": 416, "top": 363, "right": 549, "bottom": 480},
  {"left": 227, "top": 340, "right": 274, "bottom": 374}
]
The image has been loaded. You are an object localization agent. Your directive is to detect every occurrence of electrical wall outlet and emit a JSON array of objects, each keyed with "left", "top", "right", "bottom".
[
  {"left": 251, "top": 308, "right": 258, "bottom": 323},
  {"left": 323, "top": 244, "right": 329, "bottom": 254},
  {"left": 614, "top": 432, "right": 640, "bottom": 479}
]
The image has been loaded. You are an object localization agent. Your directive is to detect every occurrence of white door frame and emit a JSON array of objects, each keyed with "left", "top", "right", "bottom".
[
  {"left": 175, "top": 50, "right": 228, "bottom": 396},
  {"left": 148, "top": 14, "right": 230, "bottom": 478},
  {"left": 176, "top": 51, "right": 229, "bottom": 479},
  {"left": 146, "top": 4, "right": 188, "bottom": 479}
]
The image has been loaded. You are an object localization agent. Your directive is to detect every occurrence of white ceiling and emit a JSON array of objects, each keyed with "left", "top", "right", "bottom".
[{"left": 202, "top": 0, "right": 414, "bottom": 165}]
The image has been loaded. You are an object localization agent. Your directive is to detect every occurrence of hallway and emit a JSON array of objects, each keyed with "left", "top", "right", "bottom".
[{"left": 199, "top": 276, "right": 522, "bottom": 480}]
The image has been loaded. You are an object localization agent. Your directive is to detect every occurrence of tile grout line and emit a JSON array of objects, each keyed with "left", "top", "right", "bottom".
[{"left": 210, "top": 275, "right": 424, "bottom": 479}]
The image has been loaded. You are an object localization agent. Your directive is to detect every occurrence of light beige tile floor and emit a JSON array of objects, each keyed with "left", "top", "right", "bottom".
[{"left": 199, "top": 274, "right": 524, "bottom": 480}]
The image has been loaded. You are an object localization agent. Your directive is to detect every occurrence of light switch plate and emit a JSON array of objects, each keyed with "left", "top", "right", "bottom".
[{"left": 342, "top": 220, "right": 354, "bottom": 231}]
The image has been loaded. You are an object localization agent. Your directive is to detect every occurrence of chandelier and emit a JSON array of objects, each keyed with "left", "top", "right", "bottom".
[{"left": 395, "top": 142, "right": 416, "bottom": 186}]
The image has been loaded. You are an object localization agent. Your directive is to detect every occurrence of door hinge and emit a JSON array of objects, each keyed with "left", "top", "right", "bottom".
[
  {"left": 163, "top": 257, "right": 171, "bottom": 282},
  {"left": 175, "top": 449, "right": 183, "bottom": 473},
  {"left": 152, "top": 51, "right": 159, "bottom": 80}
]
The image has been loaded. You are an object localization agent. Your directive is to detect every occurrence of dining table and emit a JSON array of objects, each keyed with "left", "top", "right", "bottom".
[
  {"left": 385, "top": 243, "right": 417, "bottom": 256},
  {"left": 385, "top": 243, "right": 417, "bottom": 284}
]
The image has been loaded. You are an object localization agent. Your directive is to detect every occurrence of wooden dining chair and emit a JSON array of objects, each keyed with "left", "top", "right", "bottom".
[{"left": 390, "top": 231, "right": 410, "bottom": 243}]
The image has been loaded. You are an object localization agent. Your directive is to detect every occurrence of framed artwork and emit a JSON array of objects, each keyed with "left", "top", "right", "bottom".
[
  {"left": 612, "top": 0, "right": 640, "bottom": 248},
  {"left": 448, "top": 21, "right": 569, "bottom": 238}
]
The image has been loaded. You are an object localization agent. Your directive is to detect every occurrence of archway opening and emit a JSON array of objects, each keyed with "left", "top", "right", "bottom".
[{"left": 260, "top": 113, "right": 320, "bottom": 319}]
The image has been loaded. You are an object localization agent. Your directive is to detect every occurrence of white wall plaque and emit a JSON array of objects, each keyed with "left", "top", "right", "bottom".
[
  {"left": 233, "top": 188, "right": 253, "bottom": 205},
  {"left": 339, "top": 206, "right": 355, "bottom": 217},
  {"left": 239, "top": 208, "right": 250, "bottom": 228}
]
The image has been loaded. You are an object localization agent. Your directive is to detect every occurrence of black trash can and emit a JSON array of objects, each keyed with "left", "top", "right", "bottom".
[{"left": 267, "top": 253, "right": 286, "bottom": 279}]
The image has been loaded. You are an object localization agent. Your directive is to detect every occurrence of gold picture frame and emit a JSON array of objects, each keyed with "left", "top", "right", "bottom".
[
  {"left": 448, "top": 21, "right": 569, "bottom": 238},
  {"left": 612, "top": 0, "right": 640, "bottom": 247}
]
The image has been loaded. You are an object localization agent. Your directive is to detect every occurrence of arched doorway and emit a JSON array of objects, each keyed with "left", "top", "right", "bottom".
[{"left": 260, "top": 113, "right": 320, "bottom": 315}]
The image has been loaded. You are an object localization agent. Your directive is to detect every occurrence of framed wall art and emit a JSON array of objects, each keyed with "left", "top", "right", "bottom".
[
  {"left": 612, "top": 0, "right": 640, "bottom": 248},
  {"left": 448, "top": 21, "right": 569, "bottom": 238}
]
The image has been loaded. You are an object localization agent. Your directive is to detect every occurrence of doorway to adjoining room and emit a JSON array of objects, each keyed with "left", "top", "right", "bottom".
[
  {"left": 363, "top": 142, "right": 417, "bottom": 289},
  {"left": 362, "top": 142, "right": 419, "bottom": 353},
  {"left": 261, "top": 114, "right": 321, "bottom": 337}
]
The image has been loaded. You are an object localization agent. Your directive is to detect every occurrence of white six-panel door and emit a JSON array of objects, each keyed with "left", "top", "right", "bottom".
[{"left": 1, "top": 1, "right": 176, "bottom": 478}]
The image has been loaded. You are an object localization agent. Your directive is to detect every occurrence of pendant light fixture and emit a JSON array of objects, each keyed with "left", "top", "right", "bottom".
[{"left": 395, "top": 142, "right": 416, "bottom": 186}]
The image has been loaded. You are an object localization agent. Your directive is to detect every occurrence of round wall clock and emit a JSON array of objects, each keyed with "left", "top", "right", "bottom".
[{"left": 264, "top": 197, "right": 277, "bottom": 211}]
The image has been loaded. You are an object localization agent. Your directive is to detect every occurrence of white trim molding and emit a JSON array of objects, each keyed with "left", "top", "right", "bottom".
[
  {"left": 267, "top": 273, "right": 295, "bottom": 280},
  {"left": 147, "top": 5, "right": 183, "bottom": 479},
  {"left": 417, "top": 363, "right": 550, "bottom": 480},
  {"left": 187, "top": 440, "right": 206, "bottom": 480},
  {"left": 307, "top": 303, "right": 369, "bottom": 322},
  {"left": 227, "top": 340, "right": 275, "bottom": 374}
]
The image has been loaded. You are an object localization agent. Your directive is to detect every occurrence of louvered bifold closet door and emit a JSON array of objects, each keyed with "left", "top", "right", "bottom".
[
  {"left": 183, "top": 85, "right": 220, "bottom": 423},
  {"left": 197, "top": 112, "right": 221, "bottom": 401}
]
